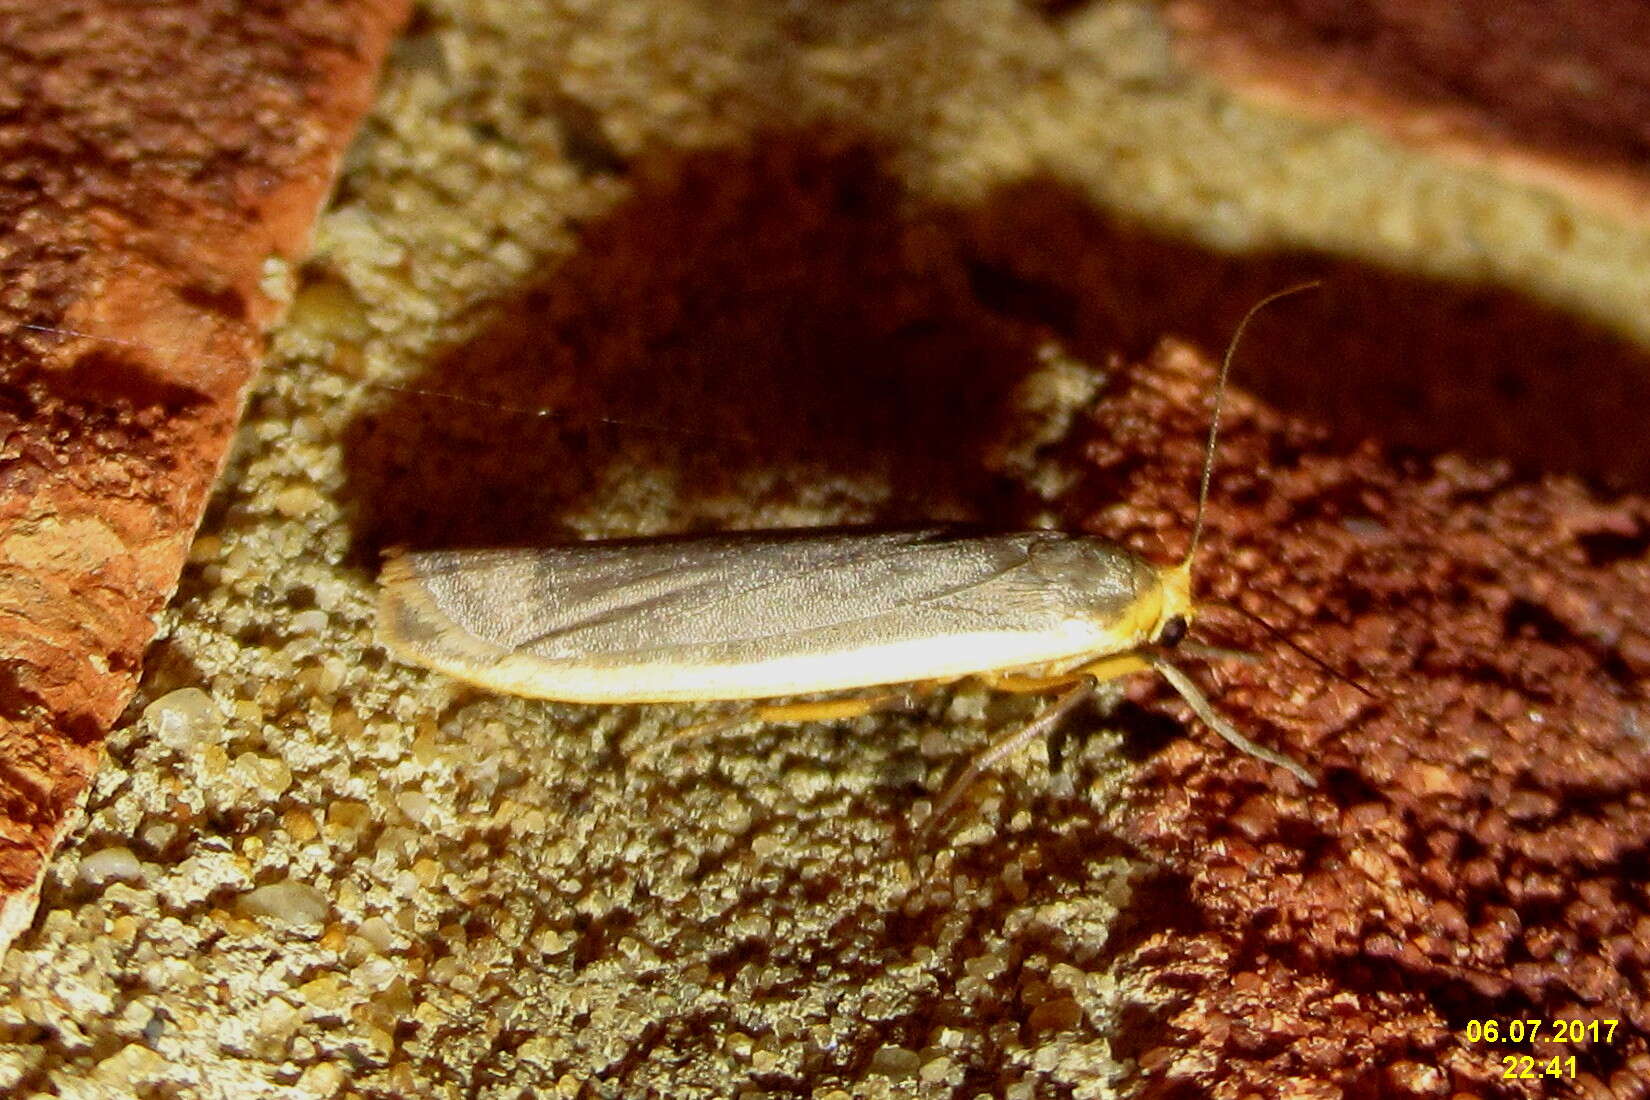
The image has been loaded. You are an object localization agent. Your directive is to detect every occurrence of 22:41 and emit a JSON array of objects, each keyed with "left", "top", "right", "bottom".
[{"left": 1502, "top": 1055, "right": 1576, "bottom": 1080}]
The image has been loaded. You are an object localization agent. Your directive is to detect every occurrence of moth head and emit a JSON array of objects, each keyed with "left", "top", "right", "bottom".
[{"left": 1151, "top": 558, "right": 1195, "bottom": 649}]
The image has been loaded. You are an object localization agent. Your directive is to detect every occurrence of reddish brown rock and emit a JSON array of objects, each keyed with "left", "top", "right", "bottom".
[
  {"left": 1167, "top": 0, "right": 1650, "bottom": 220},
  {"left": 1086, "top": 343, "right": 1650, "bottom": 1096},
  {"left": 0, "top": 0, "right": 407, "bottom": 953}
]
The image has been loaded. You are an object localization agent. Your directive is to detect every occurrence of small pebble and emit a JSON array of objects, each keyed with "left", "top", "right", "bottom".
[
  {"left": 868, "top": 1046, "right": 922, "bottom": 1078},
  {"left": 143, "top": 688, "right": 223, "bottom": 750},
  {"left": 290, "top": 609, "right": 330, "bottom": 635},
  {"left": 237, "top": 881, "right": 330, "bottom": 928},
  {"left": 77, "top": 847, "right": 144, "bottom": 887}
]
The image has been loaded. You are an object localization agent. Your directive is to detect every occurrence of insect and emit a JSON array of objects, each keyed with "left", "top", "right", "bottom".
[{"left": 375, "top": 285, "right": 1321, "bottom": 827}]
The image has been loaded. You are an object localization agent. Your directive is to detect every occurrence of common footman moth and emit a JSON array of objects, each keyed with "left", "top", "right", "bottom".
[{"left": 376, "top": 286, "right": 1321, "bottom": 822}]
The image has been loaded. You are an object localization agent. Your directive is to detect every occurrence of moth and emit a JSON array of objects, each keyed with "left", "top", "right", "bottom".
[{"left": 376, "top": 287, "right": 1320, "bottom": 824}]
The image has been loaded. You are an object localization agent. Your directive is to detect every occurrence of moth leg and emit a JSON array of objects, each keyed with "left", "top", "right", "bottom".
[
  {"left": 1176, "top": 640, "right": 1259, "bottom": 664},
  {"left": 631, "top": 683, "right": 941, "bottom": 763},
  {"left": 751, "top": 687, "right": 937, "bottom": 724},
  {"left": 926, "top": 652, "right": 1167, "bottom": 836},
  {"left": 1044, "top": 652, "right": 1315, "bottom": 786},
  {"left": 924, "top": 676, "right": 1099, "bottom": 836},
  {"left": 1147, "top": 655, "right": 1317, "bottom": 787},
  {"left": 983, "top": 653, "right": 1152, "bottom": 695}
]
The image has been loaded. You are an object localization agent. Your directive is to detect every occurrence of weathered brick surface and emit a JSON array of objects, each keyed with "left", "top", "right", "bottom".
[
  {"left": 0, "top": 0, "right": 407, "bottom": 953},
  {"left": 1169, "top": 0, "right": 1650, "bottom": 220},
  {"left": 1089, "top": 344, "right": 1650, "bottom": 1096}
]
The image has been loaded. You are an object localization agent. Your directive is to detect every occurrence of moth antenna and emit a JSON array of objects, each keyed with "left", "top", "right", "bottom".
[
  {"left": 1184, "top": 281, "right": 1322, "bottom": 572},
  {"left": 1203, "top": 596, "right": 1379, "bottom": 702},
  {"left": 20, "top": 320, "right": 205, "bottom": 356}
]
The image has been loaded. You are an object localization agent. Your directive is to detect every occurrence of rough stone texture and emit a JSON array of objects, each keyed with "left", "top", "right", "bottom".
[
  {"left": 3, "top": 1, "right": 1650, "bottom": 1097},
  {"left": 1088, "top": 344, "right": 1650, "bottom": 1097},
  {"left": 0, "top": 0, "right": 407, "bottom": 953},
  {"left": 1167, "top": 0, "right": 1650, "bottom": 222}
]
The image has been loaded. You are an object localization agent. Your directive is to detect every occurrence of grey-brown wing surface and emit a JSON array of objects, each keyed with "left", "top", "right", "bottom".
[{"left": 385, "top": 528, "right": 1149, "bottom": 669}]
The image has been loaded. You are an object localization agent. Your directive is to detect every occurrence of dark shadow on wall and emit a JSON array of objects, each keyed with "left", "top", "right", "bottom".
[
  {"left": 956, "top": 179, "right": 1650, "bottom": 492},
  {"left": 342, "top": 134, "right": 1650, "bottom": 556},
  {"left": 342, "top": 139, "right": 1054, "bottom": 554}
]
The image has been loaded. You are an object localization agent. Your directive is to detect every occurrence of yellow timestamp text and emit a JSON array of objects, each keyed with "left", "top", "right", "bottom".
[
  {"left": 1495, "top": 1054, "right": 1575, "bottom": 1081},
  {"left": 1464, "top": 1018, "right": 1618, "bottom": 1045},
  {"left": 1463, "top": 1018, "right": 1620, "bottom": 1082}
]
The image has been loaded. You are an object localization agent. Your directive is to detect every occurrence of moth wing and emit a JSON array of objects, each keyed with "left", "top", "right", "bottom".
[{"left": 378, "top": 529, "right": 1104, "bottom": 669}]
